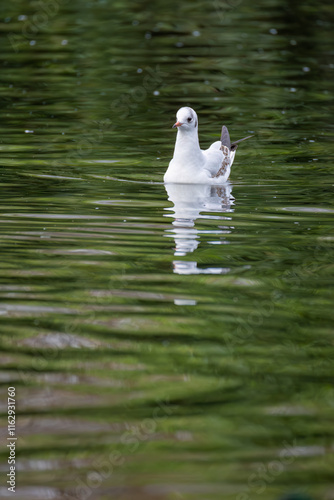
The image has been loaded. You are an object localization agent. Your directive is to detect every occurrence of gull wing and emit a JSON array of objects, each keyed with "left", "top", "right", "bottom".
[
  {"left": 220, "top": 125, "right": 231, "bottom": 150},
  {"left": 230, "top": 134, "right": 254, "bottom": 151}
]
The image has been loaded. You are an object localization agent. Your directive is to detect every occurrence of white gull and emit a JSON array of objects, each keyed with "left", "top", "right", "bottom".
[{"left": 164, "top": 106, "right": 253, "bottom": 184}]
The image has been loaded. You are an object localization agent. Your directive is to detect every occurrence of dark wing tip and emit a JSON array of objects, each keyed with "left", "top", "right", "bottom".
[
  {"left": 221, "top": 125, "right": 231, "bottom": 149},
  {"left": 231, "top": 134, "right": 254, "bottom": 151}
]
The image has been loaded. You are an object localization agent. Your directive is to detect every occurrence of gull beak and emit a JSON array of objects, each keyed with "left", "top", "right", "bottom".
[{"left": 172, "top": 121, "right": 182, "bottom": 128}]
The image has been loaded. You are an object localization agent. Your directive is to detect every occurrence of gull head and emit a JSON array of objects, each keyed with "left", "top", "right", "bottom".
[{"left": 172, "top": 107, "right": 198, "bottom": 132}]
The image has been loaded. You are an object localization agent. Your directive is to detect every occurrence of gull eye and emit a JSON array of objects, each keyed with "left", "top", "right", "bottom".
[{"left": 187, "top": 117, "right": 192, "bottom": 123}]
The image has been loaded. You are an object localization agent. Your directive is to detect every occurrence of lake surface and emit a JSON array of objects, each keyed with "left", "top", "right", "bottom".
[{"left": 0, "top": 1, "right": 334, "bottom": 499}]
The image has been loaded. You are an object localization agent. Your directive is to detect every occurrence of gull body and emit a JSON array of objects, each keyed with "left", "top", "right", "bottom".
[{"left": 164, "top": 107, "right": 252, "bottom": 184}]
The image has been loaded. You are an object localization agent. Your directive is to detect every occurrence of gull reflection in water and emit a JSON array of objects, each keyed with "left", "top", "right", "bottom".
[{"left": 164, "top": 183, "right": 235, "bottom": 275}]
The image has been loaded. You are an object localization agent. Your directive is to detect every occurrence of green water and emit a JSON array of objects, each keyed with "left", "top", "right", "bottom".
[{"left": 0, "top": 1, "right": 334, "bottom": 499}]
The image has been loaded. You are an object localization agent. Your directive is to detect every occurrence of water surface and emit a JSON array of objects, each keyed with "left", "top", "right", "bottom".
[{"left": 0, "top": 1, "right": 334, "bottom": 499}]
